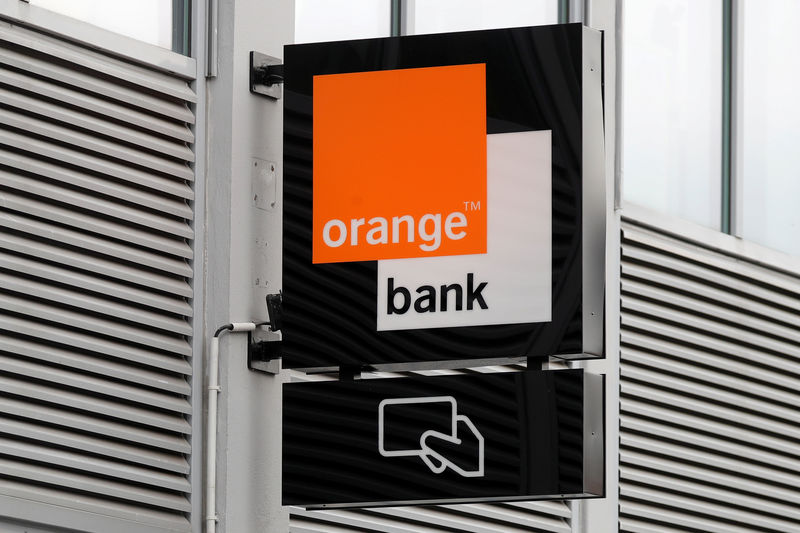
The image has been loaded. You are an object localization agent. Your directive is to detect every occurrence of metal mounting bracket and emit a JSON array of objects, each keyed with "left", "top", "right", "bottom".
[
  {"left": 247, "top": 292, "right": 284, "bottom": 374},
  {"left": 249, "top": 51, "right": 283, "bottom": 99},
  {"left": 248, "top": 330, "right": 282, "bottom": 374}
]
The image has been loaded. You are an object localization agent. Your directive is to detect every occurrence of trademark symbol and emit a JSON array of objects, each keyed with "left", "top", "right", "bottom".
[{"left": 463, "top": 201, "right": 481, "bottom": 211}]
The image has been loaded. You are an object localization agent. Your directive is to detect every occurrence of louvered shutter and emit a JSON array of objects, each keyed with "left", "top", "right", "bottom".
[
  {"left": 287, "top": 368, "right": 573, "bottom": 533},
  {"left": 620, "top": 220, "right": 800, "bottom": 532},
  {"left": 0, "top": 19, "right": 195, "bottom": 533}
]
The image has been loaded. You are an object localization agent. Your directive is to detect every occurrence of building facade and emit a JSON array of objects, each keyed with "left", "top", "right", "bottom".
[{"left": 0, "top": 0, "right": 798, "bottom": 532}]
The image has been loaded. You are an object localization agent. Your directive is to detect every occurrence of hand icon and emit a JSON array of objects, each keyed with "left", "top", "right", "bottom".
[
  {"left": 378, "top": 396, "right": 485, "bottom": 478},
  {"left": 419, "top": 414, "right": 485, "bottom": 477}
]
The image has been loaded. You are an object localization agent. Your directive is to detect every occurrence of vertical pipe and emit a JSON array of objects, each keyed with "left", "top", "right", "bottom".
[
  {"left": 558, "top": 0, "right": 569, "bottom": 24},
  {"left": 206, "top": 0, "right": 218, "bottom": 77},
  {"left": 205, "top": 335, "right": 220, "bottom": 533},
  {"left": 390, "top": 0, "right": 402, "bottom": 37},
  {"left": 721, "top": 0, "right": 733, "bottom": 233}
]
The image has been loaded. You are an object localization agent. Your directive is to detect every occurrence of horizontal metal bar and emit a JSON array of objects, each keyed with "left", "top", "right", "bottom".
[
  {"left": 620, "top": 409, "right": 800, "bottom": 473},
  {"left": 0, "top": 232, "right": 192, "bottom": 297},
  {"left": 1, "top": 293, "right": 191, "bottom": 356},
  {"left": 0, "top": 66, "right": 194, "bottom": 142},
  {"left": 0, "top": 396, "right": 190, "bottom": 453},
  {"left": 1, "top": 170, "right": 194, "bottom": 240},
  {"left": 0, "top": 334, "right": 190, "bottom": 394},
  {"left": 1, "top": 211, "right": 193, "bottom": 277},
  {"left": 0, "top": 147, "right": 193, "bottom": 219},
  {"left": 0, "top": 457, "right": 191, "bottom": 512},
  {"left": 0, "top": 251, "right": 192, "bottom": 316},
  {"left": 0, "top": 129, "right": 194, "bottom": 198},
  {"left": 0, "top": 436, "right": 191, "bottom": 492},
  {"left": 0, "top": 374, "right": 191, "bottom": 434},
  {"left": 0, "top": 86, "right": 194, "bottom": 160},
  {"left": 0, "top": 312, "right": 192, "bottom": 374},
  {"left": 0, "top": 108, "right": 193, "bottom": 180},
  {"left": 0, "top": 355, "right": 191, "bottom": 414},
  {"left": 0, "top": 21, "right": 196, "bottom": 102},
  {"left": 0, "top": 45, "right": 194, "bottom": 122},
  {"left": 0, "top": 271, "right": 192, "bottom": 335}
]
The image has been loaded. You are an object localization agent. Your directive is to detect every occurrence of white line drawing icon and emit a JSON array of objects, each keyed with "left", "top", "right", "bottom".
[{"left": 378, "top": 396, "right": 485, "bottom": 478}]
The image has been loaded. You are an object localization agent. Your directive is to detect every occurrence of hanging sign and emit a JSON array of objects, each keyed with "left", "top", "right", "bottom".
[
  {"left": 282, "top": 23, "right": 604, "bottom": 370},
  {"left": 283, "top": 369, "right": 603, "bottom": 508}
]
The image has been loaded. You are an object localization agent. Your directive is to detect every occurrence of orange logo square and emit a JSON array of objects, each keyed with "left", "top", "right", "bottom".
[{"left": 312, "top": 63, "right": 487, "bottom": 264}]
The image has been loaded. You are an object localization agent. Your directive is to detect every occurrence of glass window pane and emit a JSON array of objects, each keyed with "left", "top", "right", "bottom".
[
  {"left": 295, "top": 0, "right": 391, "bottom": 43},
  {"left": 739, "top": 0, "right": 800, "bottom": 256},
  {"left": 30, "top": 0, "right": 174, "bottom": 50},
  {"left": 409, "top": 0, "right": 557, "bottom": 35},
  {"left": 622, "top": 0, "right": 722, "bottom": 229}
]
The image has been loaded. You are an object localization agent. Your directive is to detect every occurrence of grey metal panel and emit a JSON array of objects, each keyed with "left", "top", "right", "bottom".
[
  {"left": 1, "top": 417, "right": 190, "bottom": 474},
  {"left": 0, "top": 19, "right": 194, "bottom": 533},
  {"left": 1, "top": 188, "right": 193, "bottom": 255},
  {"left": 0, "top": 356, "right": 191, "bottom": 414},
  {"left": 0, "top": 437, "right": 190, "bottom": 492},
  {"left": 1, "top": 293, "right": 191, "bottom": 355},
  {"left": 622, "top": 261, "right": 799, "bottom": 328},
  {"left": 0, "top": 232, "right": 193, "bottom": 296},
  {"left": 0, "top": 146, "right": 193, "bottom": 218},
  {"left": 0, "top": 458, "right": 191, "bottom": 512},
  {"left": 0, "top": 45, "right": 193, "bottom": 122},
  {"left": 620, "top": 330, "right": 800, "bottom": 405},
  {"left": 0, "top": 313, "right": 192, "bottom": 373},
  {"left": 621, "top": 450, "right": 800, "bottom": 512},
  {"left": 623, "top": 481, "right": 800, "bottom": 531},
  {"left": 623, "top": 278, "right": 800, "bottom": 345},
  {"left": 626, "top": 359, "right": 799, "bottom": 428},
  {"left": 0, "top": 21, "right": 197, "bottom": 103},
  {"left": 621, "top": 414, "right": 800, "bottom": 474},
  {"left": 0, "top": 396, "right": 191, "bottom": 453},
  {"left": 0, "top": 251, "right": 193, "bottom": 316},
  {"left": 1, "top": 170, "right": 194, "bottom": 237},
  {"left": 0, "top": 66, "right": 195, "bottom": 142},
  {"left": 371, "top": 505, "right": 572, "bottom": 532},
  {"left": 0, "top": 87, "right": 195, "bottom": 160},
  {"left": 621, "top": 313, "right": 800, "bottom": 384},
  {"left": 621, "top": 433, "right": 800, "bottom": 490},
  {"left": 620, "top": 219, "right": 800, "bottom": 532},
  {"left": 291, "top": 506, "right": 572, "bottom": 533},
  {"left": 0, "top": 108, "right": 194, "bottom": 180},
  {"left": 0, "top": 490, "right": 189, "bottom": 533},
  {"left": 623, "top": 225, "right": 800, "bottom": 305},
  {"left": 620, "top": 499, "right": 780, "bottom": 533},
  {"left": 0, "top": 129, "right": 195, "bottom": 198},
  {"left": 0, "top": 334, "right": 190, "bottom": 394},
  {"left": 0, "top": 374, "right": 191, "bottom": 434},
  {"left": 622, "top": 295, "right": 800, "bottom": 359},
  {"left": 1, "top": 211, "right": 193, "bottom": 276},
  {"left": 0, "top": 272, "right": 192, "bottom": 335}
]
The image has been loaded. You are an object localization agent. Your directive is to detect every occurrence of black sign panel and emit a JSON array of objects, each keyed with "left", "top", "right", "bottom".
[
  {"left": 283, "top": 369, "right": 603, "bottom": 508},
  {"left": 282, "top": 24, "right": 604, "bottom": 371}
]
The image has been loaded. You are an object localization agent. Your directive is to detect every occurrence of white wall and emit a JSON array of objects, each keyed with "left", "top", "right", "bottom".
[{"left": 204, "top": 0, "right": 293, "bottom": 531}]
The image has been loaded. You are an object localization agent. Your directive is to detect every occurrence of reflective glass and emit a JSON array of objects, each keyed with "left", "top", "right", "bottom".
[
  {"left": 622, "top": 0, "right": 722, "bottom": 229},
  {"left": 409, "top": 0, "right": 557, "bottom": 34},
  {"left": 30, "top": 0, "right": 174, "bottom": 50},
  {"left": 295, "top": 0, "right": 390, "bottom": 43},
  {"left": 739, "top": 0, "right": 800, "bottom": 256}
]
